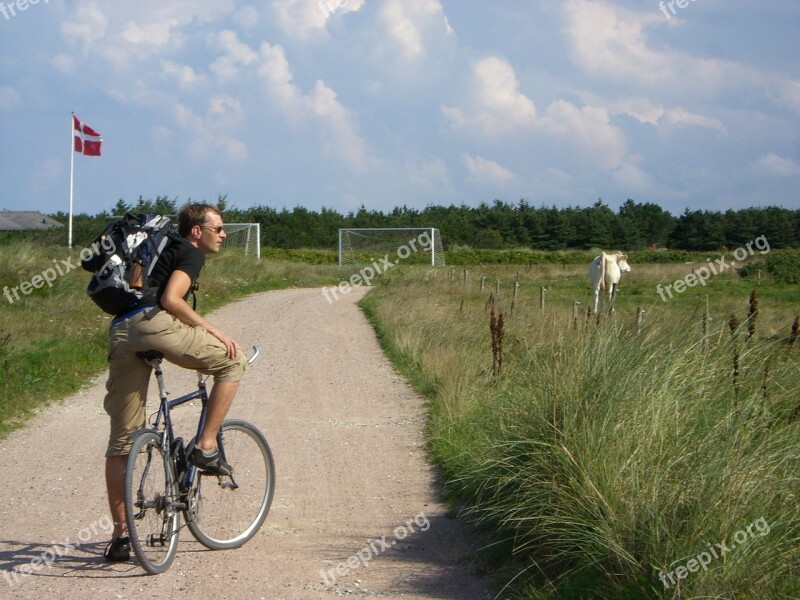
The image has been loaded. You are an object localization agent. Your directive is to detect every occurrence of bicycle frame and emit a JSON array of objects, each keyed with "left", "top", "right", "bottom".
[{"left": 143, "top": 345, "right": 260, "bottom": 492}]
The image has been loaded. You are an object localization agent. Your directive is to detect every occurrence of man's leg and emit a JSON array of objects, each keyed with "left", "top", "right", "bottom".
[
  {"left": 196, "top": 380, "right": 239, "bottom": 453},
  {"left": 106, "top": 454, "right": 128, "bottom": 537},
  {"left": 141, "top": 312, "right": 248, "bottom": 470},
  {"left": 104, "top": 315, "right": 150, "bottom": 549}
]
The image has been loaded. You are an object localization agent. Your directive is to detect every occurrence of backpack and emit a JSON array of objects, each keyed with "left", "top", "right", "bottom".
[{"left": 81, "top": 213, "right": 174, "bottom": 316}]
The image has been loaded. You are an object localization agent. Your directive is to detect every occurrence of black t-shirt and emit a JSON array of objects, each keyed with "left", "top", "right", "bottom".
[{"left": 144, "top": 236, "right": 205, "bottom": 309}]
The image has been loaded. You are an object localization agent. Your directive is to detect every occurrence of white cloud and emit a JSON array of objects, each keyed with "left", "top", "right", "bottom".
[
  {"left": 662, "top": 108, "right": 726, "bottom": 133},
  {"left": 210, "top": 29, "right": 259, "bottom": 81},
  {"left": 61, "top": 2, "right": 108, "bottom": 50},
  {"left": 463, "top": 154, "right": 515, "bottom": 186},
  {"left": 442, "top": 56, "right": 536, "bottom": 136},
  {"left": 377, "top": 0, "right": 453, "bottom": 60},
  {"left": 474, "top": 56, "right": 536, "bottom": 124},
  {"left": 405, "top": 155, "right": 452, "bottom": 191},
  {"left": 542, "top": 101, "right": 626, "bottom": 170},
  {"left": 172, "top": 102, "right": 248, "bottom": 161},
  {"left": 272, "top": 0, "right": 365, "bottom": 39},
  {"left": 756, "top": 153, "right": 800, "bottom": 177},
  {"left": 443, "top": 55, "right": 627, "bottom": 170},
  {"left": 0, "top": 86, "right": 22, "bottom": 110},
  {"left": 612, "top": 159, "right": 657, "bottom": 194},
  {"left": 306, "top": 80, "right": 370, "bottom": 170},
  {"left": 612, "top": 155, "right": 685, "bottom": 200},
  {"left": 611, "top": 99, "right": 664, "bottom": 126},
  {"left": 562, "top": 0, "right": 799, "bottom": 117},
  {"left": 161, "top": 61, "right": 204, "bottom": 87},
  {"left": 121, "top": 19, "right": 179, "bottom": 47},
  {"left": 255, "top": 41, "right": 305, "bottom": 116},
  {"left": 208, "top": 31, "right": 371, "bottom": 171},
  {"left": 612, "top": 99, "right": 726, "bottom": 132},
  {"left": 208, "top": 95, "right": 242, "bottom": 117},
  {"left": 778, "top": 79, "right": 800, "bottom": 113},
  {"left": 563, "top": 0, "right": 670, "bottom": 83},
  {"left": 59, "top": 1, "right": 235, "bottom": 68}
]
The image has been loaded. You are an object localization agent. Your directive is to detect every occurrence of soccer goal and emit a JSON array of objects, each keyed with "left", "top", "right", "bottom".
[
  {"left": 338, "top": 227, "right": 445, "bottom": 269},
  {"left": 222, "top": 223, "right": 261, "bottom": 260}
]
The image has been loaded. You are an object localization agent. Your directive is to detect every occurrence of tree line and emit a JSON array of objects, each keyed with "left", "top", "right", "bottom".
[{"left": 46, "top": 196, "right": 800, "bottom": 252}]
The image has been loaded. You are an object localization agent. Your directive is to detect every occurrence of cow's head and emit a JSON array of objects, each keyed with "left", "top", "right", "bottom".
[{"left": 618, "top": 253, "right": 631, "bottom": 273}]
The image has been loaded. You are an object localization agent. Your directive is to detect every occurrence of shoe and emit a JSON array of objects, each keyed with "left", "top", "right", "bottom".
[
  {"left": 189, "top": 445, "right": 233, "bottom": 477},
  {"left": 104, "top": 536, "right": 130, "bottom": 562}
]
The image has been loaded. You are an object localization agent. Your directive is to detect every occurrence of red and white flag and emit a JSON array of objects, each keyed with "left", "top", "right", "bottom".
[{"left": 73, "top": 113, "right": 102, "bottom": 156}]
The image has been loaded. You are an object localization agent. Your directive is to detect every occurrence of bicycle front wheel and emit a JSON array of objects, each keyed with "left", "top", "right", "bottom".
[
  {"left": 124, "top": 430, "right": 181, "bottom": 574},
  {"left": 185, "top": 419, "right": 275, "bottom": 549}
]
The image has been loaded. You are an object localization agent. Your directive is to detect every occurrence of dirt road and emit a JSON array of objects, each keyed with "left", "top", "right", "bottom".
[{"left": 0, "top": 287, "right": 491, "bottom": 599}]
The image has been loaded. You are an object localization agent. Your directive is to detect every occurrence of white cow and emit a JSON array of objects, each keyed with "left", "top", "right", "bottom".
[{"left": 589, "top": 252, "right": 631, "bottom": 314}]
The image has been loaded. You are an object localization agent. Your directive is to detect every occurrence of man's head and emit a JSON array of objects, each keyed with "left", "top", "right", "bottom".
[{"left": 178, "top": 203, "right": 227, "bottom": 254}]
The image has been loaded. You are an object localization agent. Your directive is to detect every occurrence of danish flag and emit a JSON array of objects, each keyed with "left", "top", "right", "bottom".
[{"left": 73, "top": 113, "right": 102, "bottom": 156}]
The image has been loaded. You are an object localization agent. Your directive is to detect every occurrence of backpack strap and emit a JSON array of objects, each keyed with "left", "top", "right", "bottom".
[{"left": 189, "top": 280, "right": 199, "bottom": 311}]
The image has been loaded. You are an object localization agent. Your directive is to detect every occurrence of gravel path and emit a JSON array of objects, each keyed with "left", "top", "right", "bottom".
[{"left": 0, "top": 287, "right": 491, "bottom": 600}]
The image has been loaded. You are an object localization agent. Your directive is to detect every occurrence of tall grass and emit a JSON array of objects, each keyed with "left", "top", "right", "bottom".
[{"left": 360, "top": 265, "right": 800, "bottom": 598}]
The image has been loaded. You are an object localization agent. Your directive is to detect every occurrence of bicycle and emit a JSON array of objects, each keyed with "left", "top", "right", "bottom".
[{"left": 123, "top": 346, "right": 275, "bottom": 574}]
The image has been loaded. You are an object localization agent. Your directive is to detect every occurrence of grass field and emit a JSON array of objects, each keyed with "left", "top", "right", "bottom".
[
  {"left": 360, "top": 259, "right": 800, "bottom": 599},
  {"left": 2, "top": 239, "right": 798, "bottom": 598}
]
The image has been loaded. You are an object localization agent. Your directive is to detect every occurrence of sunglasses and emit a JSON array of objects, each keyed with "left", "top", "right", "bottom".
[{"left": 200, "top": 225, "right": 225, "bottom": 234}]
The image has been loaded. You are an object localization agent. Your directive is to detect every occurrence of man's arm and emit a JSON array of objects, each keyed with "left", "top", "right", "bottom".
[{"left": 160, "top": 269, "right": 241, "bottom": 358}]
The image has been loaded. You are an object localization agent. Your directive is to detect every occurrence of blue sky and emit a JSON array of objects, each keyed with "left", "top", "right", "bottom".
[{"left": 1, "top": 0, "right": 798, "bottom": 218}]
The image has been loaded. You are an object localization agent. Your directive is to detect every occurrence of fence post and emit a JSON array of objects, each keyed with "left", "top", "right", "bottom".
[
  {"left": 480, "top": 276, "right": 486, "bottom": 292},
  {"left": 540, "top": 286, "right": 546, "bottom": 311},
  {"left": 636, "top": 306, "right": 645, "bottom": 335}
]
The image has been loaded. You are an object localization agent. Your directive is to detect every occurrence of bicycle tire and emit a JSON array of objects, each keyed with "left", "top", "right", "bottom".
[
  {"left": 124, "top": 430, "right": 181, "bottom": 574},
  {"left": 185, "top": 419, "right": 275, "bottom": 550}
]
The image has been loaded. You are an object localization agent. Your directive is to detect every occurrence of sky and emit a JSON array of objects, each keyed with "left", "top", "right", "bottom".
[{"left": 1, "top": 0, "right": 799, "bottom": 219}]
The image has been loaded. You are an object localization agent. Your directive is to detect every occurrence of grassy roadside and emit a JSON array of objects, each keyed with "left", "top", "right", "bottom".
[
  {"left": 359, "top": 263, "right": 800, "bottom": 598},
  {"left": 0, "top": 241, "right": 340, "bottom": 437}
]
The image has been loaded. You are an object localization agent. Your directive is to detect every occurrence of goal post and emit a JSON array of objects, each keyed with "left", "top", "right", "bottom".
[
  {"left": 338, "top": 227, "right": 445, "bottom": 269},
  {"left": 222, "top": 223, "right": 261, "bottom": 260}
]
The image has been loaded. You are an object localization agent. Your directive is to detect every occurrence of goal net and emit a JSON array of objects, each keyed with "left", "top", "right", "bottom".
[
  {"left": 222, "top": 223, "right": 261, "bottom": 259},
  {"left": 338, "top": 228, "right": 445, "bottom": 269}
]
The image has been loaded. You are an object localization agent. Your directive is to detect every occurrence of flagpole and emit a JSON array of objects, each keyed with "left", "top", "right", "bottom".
[{"left": 69, "top": 112, "right": 74, "bottom": 249}]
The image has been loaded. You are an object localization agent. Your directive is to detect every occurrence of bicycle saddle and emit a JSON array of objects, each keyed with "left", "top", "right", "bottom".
[{"left": 137, "top": 350, "right": 165, "bottom": 361}]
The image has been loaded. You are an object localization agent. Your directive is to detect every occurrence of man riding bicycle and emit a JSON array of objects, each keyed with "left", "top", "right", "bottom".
[{"left": 102, "top": 203, "right": 248, "bottom": 561}]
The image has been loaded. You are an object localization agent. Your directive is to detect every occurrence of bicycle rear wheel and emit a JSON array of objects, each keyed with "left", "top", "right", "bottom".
[
  {"left": 185, "top": 419, "right": 275, "bottom": 549},
  {"left": 124, "top": 430, "right": 181, "bottom": 574}
]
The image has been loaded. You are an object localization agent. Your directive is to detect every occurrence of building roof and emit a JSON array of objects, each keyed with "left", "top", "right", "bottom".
[{"left": 0, "top": 211, "right": 63, "bottom": 230}]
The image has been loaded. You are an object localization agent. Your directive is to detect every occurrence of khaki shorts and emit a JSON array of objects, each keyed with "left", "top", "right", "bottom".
[{"left": 104, "top": 309, "right": 248, "bottom": 456}]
